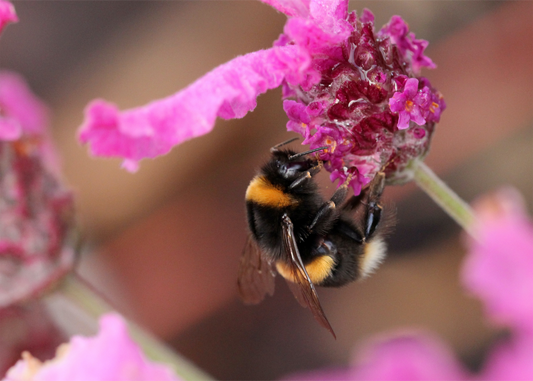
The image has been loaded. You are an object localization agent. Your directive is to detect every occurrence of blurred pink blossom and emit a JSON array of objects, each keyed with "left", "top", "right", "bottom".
[
  {"left": 0, "top": 0, "right": 17, "bottom": 35},
  {"left": 0, "top": 71, "right": 49, "bottom": 142},
  {"left": 462, "top": 188, "right": 533, "bottom": 333},
  {"left": 0, "top": 71, "right": 75, "bottom": 308},
  {"left": 3, "top": 313, "right": 182, "bottom": 381},
  {"left": 284, "top": 188, "right": 533, "bottom": 381},
  {"left": 285, "top": 332, "right": 468, "bottom": 381}
]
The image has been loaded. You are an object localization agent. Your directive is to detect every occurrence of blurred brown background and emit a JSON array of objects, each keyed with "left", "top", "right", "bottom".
[{"left": 1, "top": 1, "right": 532, "bottom": 379}]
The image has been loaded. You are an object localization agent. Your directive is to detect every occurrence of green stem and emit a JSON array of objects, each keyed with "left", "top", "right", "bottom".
[
  {"left": 44, "top": 274, "right": 212, "bottom": 380},
  {"left": 413, "top": 162, "right": 478, "bottom": 239}
]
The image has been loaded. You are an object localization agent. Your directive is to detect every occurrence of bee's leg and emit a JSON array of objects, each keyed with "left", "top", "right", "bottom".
[
  {"left": 363, "top": 201, "right": 383, "bottom": 240},
  {"left": 288, "top": 162, "right": 323, "bottom": 190},
  {"left": 307, "top": 174, "right": 353, "bottom": 234},
  {"left": 342, "top": 172, "right": 385, "bottom": 212},
  {"left": 270, "top": 137, "right": 299, "bottom": 152},
  {"left": 361, "top": 173, "right": 385, "bottom": 240}
]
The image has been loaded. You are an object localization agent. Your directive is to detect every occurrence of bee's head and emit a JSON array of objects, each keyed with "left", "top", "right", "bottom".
[{"left": 272, "top": 146, "right": 326, "bottom": 179}]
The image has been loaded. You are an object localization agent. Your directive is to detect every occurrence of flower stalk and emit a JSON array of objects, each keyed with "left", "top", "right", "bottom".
[
  {"left": 45, "top": 274, "right": 212, "bottom": 381},
  {"left": 413, "top": 161, "right": 478, "bottom": 238}
]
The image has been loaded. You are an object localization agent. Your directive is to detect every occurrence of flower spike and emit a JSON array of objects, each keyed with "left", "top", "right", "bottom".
[{"left": 79, "top": 0, "right": 445, "bottom": 193}]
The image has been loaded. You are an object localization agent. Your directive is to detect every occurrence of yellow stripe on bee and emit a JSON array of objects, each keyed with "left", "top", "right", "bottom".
[
  {"left": 276, "top": 255, "right": 335, "bottom": 285},
  {"left": 245, "top": 176, "right": 296, "bottom": 208}
]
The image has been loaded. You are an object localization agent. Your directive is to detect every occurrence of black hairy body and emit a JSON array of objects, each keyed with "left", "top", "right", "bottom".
[{"left": 238, "top": 140, "right": 387, "bottom": 337}]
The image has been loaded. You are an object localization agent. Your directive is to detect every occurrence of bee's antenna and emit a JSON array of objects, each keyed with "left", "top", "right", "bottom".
[
  {"left": 270, "top": 137, "right": 299, "bottom": 152},
  {"left": 288, "top": 146, "right": 328, "bottom": 161}
]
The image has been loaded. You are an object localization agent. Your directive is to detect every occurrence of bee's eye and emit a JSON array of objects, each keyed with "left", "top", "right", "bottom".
[{"left": 286, "top": 162, "right": 304, "bottom": 171}]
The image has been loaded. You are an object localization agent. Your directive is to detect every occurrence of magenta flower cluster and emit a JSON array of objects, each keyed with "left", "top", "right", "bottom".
[
  {"left": 285, "top": 188, "right": 533, "bottom": 381},
  {"left": 79, "top": 0, "right": 445, "bottom": 194},
  {"left": 279, "top": 7, "right": 445, "bottom": 192}
]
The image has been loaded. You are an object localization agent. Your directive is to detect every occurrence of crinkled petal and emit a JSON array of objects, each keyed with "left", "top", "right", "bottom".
[
  {"left": 284, "top": 15, "right": 350, "bottom": 58},
  {"left": 79, "top": 46, "right": 303, "bottom": 170},
  {"left": 0, "top": 71, "right": 49, "bottom": 139},
  {"left": 309, "top": 0, "right": 351, "bottom": 36},
  {"left": 283, "top": 100, "right": 310, "bottom": 123},
  {"left": 0, "top": 0, "right": 17, "bottom": 34},
  {"left": 378, "top": 16, "right": 435, "bottom": 74},
  {"left": 462, "top": 188, "right": 533, "bottom": 332},
  {"left": 4, "top": 313, "right": 181, "bottom": 381},
  {"left": 259, "top": 0, "right": 310, "bottom": 18}
]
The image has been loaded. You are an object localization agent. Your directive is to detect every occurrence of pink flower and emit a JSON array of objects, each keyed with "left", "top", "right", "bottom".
[
  {"left": 78, "top": 0, "right": 445, "bottom": 193},
  {"left": 478, "top": 333, "right": 533, "bottom": 381},
  {"left": 0, "top": 72, "right": 75, "bottom": 308},
  {"left": 3, "top": 313, "right": 182, "bottom": 381},
  {"left": 0, "top": 71, "right": 49, "bottom": 142},
  {"left": 377, "top": 15, "right": 436, "bottom": 75},
  {"left": 285, "top": 332, "right": 468, "bottom": 381},
  {"left": 389, "top": 78, "right": 430, "bottom": 129},
  {"left": 0, "top": 0, "right": 17, "bottom": 35},
  {"left": 462, "top": 188, "right": 533, "bottom": 333}
]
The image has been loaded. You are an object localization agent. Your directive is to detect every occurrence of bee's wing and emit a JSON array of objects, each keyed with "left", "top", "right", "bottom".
[
  {"left": 237, "top": 235, "right": 276, "bottom": 305},
  {"left": 281, "top": 214, "right": 336, "bottom": 339}
]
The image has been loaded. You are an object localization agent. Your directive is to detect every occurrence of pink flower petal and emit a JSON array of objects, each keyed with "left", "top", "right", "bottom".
[
  {"left": 79, "top": 46, "right": 303, "bottom": 171},
  {"left": 0, "top": 116, "right": 21, "bottom": 140},
  {"left": 350, "top": 333, "right": 468, "bottom": 381},
  {"left": 284, "top": 331, "right": 468, "bottom": 381},
  {"left": 5, "top": 313, "right": 181, "bottom": 381},
  {"left": 283, "top": 13, "right": 349, "bottom": 57},
  {"left": 0, "top": 0, "right": 17, "bottom": 34},
  {"left": 479, "top": 333, "right": 533, "bottom": 381},
  {"left": 0, "top": 71, "right": 49, "bottom": 140},
  {"left": 397, "top": 110, "right": 410, "bottom": 129},
  {"left": 403, "top": 77, "right": 419, "bottom": 98},
  {"left": 309, "top": 0, "right": 351, "bottom": 36},
  {"left": 462, "top": 188, "right": 533, "bottom": 332}
]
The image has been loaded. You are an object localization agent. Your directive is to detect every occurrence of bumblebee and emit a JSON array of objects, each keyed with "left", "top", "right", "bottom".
[{"left": 238, "top": 138, "right": 387, "bottom": 338}]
